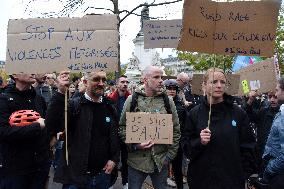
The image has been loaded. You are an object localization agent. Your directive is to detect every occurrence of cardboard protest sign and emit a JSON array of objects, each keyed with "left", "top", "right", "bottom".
[
  {"left": 237, "top": 58, "right": 277, "bottom": 95},
  {"left": 144, "top": 19, "right": 182, "bottom": 48},
  {"left": 178, "top": 0, "right": 280, "bottom": 57},
  {"left": 6, "top": 14, "right": 118, "bottom": 74},
  {"left": 125, "top": 112, "right": 173, "bottom": 144},
  {"left": 191, "top": 73, "right": 240, "bottom": 95}
]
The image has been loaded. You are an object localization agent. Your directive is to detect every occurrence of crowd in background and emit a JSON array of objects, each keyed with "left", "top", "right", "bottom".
[{"left": 0, "top": 67, "right": 283, "bottom": 189}]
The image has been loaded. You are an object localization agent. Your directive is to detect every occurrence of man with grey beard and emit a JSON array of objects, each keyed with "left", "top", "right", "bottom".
[{"left": 45, "top": 71, "right": 119, "bottom": 189}]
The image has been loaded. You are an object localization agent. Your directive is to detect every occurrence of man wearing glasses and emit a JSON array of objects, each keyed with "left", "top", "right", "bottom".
[{"left": 45, "top": 71, "right": 119, "bottom": 189}]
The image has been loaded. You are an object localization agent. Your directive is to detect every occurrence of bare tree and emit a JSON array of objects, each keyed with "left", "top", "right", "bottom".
[{"left": 24, "top": 0, "right": 182, "bottom": 73}]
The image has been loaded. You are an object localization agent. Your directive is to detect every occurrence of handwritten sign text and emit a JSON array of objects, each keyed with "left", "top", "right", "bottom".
[
  {"left": 178, "top": 0, "right": 281, "bottom": 57},
  {"left": 126, "top": 112, "right": 173, "bottom": 144},
  {"left": 6, "top": 15, "right": 118, "bottom": 74}
]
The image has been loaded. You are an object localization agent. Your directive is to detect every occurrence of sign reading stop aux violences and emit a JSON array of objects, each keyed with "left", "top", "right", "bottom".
[{"left": 5, "top": 14, "right": 119, "bottom": 74}]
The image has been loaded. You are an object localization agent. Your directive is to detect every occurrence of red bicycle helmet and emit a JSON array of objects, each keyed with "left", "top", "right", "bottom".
[{"left": 9, "top": 110, "right": 41, "bottom": 127}]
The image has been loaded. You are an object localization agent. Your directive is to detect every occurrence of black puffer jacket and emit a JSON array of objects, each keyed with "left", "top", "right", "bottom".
[
  {"left": 45, "top": 92, "right": 119, "bottom": 187},
  {"left": 181, "top": 94, "right": 256, "bottom": 189},
  {"left": 0, "top": 85, "right": 49, "bottom": 176}
]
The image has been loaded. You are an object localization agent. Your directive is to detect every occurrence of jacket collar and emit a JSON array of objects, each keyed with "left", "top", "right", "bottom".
[
  {"left": 202, "top": 93, "right": 234, "bottom": 108},
  {"left": 4, "top": 84, "right": 36, "bottom": 98},
  {"left": 84, "top": 92, "right": 103, "bottom": 103}
]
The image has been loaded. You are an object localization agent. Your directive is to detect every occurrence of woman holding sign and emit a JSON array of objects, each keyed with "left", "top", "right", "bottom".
[{"left": 181, "top": 68, "right": 256, "bottom": 189}]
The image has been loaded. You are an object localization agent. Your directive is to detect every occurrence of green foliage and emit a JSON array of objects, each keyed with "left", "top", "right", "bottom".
[
  {"left": 106, "top": 72, "right": 115, "bottom": 81},
  {"left": 0, "top": 70, "right": 9, "bottom": 84},
  {"left": 69, "top": 73, "right": 83, "bottom": 83},
  {"left": 177, "top": 52, "right": 234, "bottom": 72},
  {"left": 120, "top": 66, "right": 126, "bottom": 76},
  {"left": 106, "top": 67, "right": 126, "bottom": 81},
  {"left": 164, "top": 67, "right": 174, "bottom": 76}
]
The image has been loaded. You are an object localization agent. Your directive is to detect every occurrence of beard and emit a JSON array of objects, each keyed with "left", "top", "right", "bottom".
[{"left": 92, "top": 87, "right": 104, "bottom": 97}]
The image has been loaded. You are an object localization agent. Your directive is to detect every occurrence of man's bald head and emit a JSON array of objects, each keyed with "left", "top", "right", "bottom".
[
  {"left": 141, "top": 66, "right": 163, "bottom": 96},
  {"left": 142, "top": 66, "right": 163, "bottom": 78}
]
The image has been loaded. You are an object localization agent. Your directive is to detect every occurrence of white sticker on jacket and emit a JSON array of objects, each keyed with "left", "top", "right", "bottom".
[
  {"left": 232, "top": 120, "right": 237, "bottom": 127},
  {"left": 106, "top": 117, "right": 111, "bottom": 123}
]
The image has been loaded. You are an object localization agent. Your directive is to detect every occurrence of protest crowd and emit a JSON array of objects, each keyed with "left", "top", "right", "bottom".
[
  {"left": 0, "top": 0, "right": 284, "bottom": 189},
  {"left": 0, "top": 66, "right": 283, "bottom": 189}
]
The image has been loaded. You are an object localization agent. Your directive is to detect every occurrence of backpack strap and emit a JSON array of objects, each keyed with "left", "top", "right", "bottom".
[
  {"left": 162, "top": 93, "right": 172, "bottom": 114},
  {"left": 130, "top": 92, "right": 138, "bottom": 112},
  {"left": 130, "top": 92, "right": 172, "bottom": 114}
]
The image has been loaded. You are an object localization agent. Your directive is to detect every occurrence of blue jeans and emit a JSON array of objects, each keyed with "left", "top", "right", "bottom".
[
  {"left": 62, "top": 171, "right": 111, "bottom": 189},
  {"left": 128, "top": 165, "right": 168, "bottom": 189},
  {"left": 53, "top": 141, "right": 64, "bottom": 169}
]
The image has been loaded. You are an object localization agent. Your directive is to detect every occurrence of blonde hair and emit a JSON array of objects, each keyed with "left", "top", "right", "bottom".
[{"left": 203, "top": 68, "right": 226, "bottom": 84}]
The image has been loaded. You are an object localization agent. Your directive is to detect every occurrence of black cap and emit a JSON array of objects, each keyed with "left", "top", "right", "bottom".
[{"left": 108, "top": 80, "right": 116, "bottom": 86}]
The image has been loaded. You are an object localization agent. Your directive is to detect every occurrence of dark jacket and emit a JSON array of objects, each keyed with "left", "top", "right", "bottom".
[
  {"left": 35, "top": 84, "right": 56, "bottom": 106},
  {"left": 0, "top": 85, "right": 48, "bottom": 176},
  {"left": 173, "top": 95, "right": 186, "bottom": 135},
  {"left": 181, "top": 94, "right": 256, "bottom": 189},
  {"left": 45, "top": 92, "right": 119, "bottom": 187},
  {"left": 243, "top": 103, "right": 279, "bottom": 161}
]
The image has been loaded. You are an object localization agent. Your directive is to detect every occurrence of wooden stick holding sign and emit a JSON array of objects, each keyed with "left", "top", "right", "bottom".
[
  {"left": 125, "top": 112, "right": 173, "bottom": 144},
  {"left": 64, "top": 90, "right": 69, "bottom": 165}
]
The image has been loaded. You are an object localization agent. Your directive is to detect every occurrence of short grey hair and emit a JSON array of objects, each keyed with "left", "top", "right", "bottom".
[
  {"left": 142, "top": 66, "right": 163, "bottom": 78},
  {"left": 177, "top": 72, "right": 190, "bottom": 83}
]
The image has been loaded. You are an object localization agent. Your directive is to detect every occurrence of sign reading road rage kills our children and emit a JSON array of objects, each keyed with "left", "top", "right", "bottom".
[
  {"left": 126, "top": 112, "right": 173, "bottom": 144},
  {"left": 178, "top": 0, "right": 281, "bottom": 57},
  {"left": 5, "top": 14, "right": 118, "bottom": 74}
]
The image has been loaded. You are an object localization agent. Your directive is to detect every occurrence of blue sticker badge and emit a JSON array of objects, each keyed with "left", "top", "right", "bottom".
[
  {"left": 232, "top": 120, "right": 237, "bottom": 127},
  {"left": 106, "top": 117, "right": 111, "bottom": 123}
]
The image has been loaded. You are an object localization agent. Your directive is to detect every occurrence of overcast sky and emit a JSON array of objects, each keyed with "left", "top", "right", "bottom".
[{"left": 0, "top": 0, "right": 184, "bottom": 64}]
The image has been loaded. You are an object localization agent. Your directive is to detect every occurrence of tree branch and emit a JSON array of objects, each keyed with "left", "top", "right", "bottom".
[
  {"left": 84, "top": 6, "right": 115, "bottom": 14},
  {"left": 119, "top": 0, "right": 182, "bottom": 24},
  {"left": 119, "top": 10, "right": 163, "bottom": 20}
]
